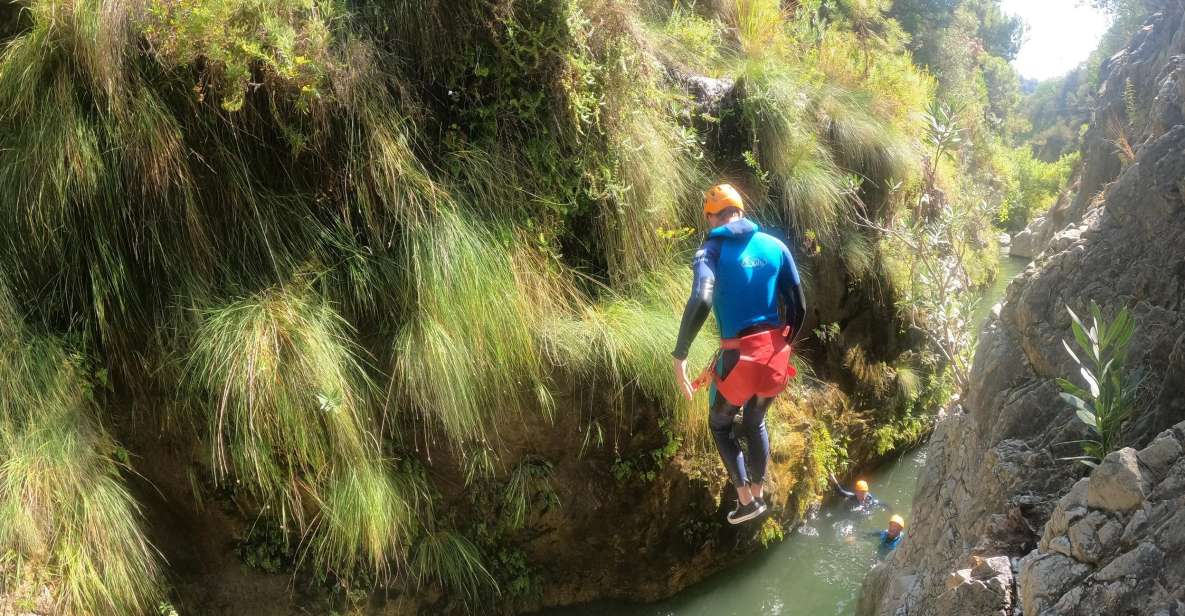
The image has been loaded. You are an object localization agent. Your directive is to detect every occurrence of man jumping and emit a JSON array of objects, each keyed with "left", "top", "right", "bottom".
[{"left": 671, "top": 183, "right": 806, "bottom": 525}]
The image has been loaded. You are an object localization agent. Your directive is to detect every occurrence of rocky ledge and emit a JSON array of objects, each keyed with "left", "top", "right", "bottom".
[
  {"left": 862, "top": 423, "right": 1185, "bottom": 616},
  {"left": 1020, "top": 426, "right": 1185, "bottom": 614}
]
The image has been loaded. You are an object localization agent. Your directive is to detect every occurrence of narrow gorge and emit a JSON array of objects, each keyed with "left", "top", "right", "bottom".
[
  {"left": 859, "top": 2, "right": 1185, "bottom": 614},
  {"left": 2, "top": 0, "right": 1180, "bottom": 615}
]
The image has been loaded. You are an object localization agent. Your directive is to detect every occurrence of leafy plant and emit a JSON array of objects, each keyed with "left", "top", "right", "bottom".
[
  {"left": 409, "top": 529, "right": 498, "bottom": 604},
  {"left": 757, "top": 517, "right": 785, "bottom": 547},
  {"left": 501, "top": 457, "right": 559, "bottom": 531},
  {"left": 1057, "top": 302, "right": 1142, "bottom": 466}
]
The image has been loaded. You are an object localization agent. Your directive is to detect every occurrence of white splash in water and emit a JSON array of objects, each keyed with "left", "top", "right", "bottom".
[{"left": 834, "top": 519, "right": 856, "bottom": 541}]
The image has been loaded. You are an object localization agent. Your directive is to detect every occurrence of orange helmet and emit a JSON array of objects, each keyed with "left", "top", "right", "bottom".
[
  {"left": 703, "top": 183, "right": 745, "bottom": 215},
  {"left": 855, "top": 480, "right": 869, "bottom": 492}
]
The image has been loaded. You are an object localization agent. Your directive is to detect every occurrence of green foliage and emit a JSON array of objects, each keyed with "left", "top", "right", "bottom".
[
  {"left": 651, "top": 7, "right": 726, "bottom": 75},
  {"left": 312, "top": 460, "right": 428, "bottom": 578},
  {"left": 995, "top": 146, "right": 1078, "bottom": 232},
  {"left": 891, "top": 0, "right": 1023, "bottom": 66},
  {"left": 1057, "top": 302, "right": 1142, "bottom": 466},
  {"left": 182, "top": 287, "right": 374, "bottom": 512},
  {"left": 236, "top": 522, "right": 292, "bottom": 574},
  {"left": 0, "top": 333, "right": 162, "bottom": 615},
  {"left": 410, "top": 529, "right": 498, "bottom": 604},
  {"left": 0, "top": 0, "right": 1042, "bottom": 606},
  {"left": 143, "top": 0, "right": 337, "bottom": 111},
  {"left": 871, "top": 411, "right": 932, "bottom": 455},
  {"left": 610, "top": 417, "right": 684, "bottom": 482},
  {"left": 809, "top": 421, "right": 846, "bottom": 487},
  {"left": 180, "top": 286, "right": 431, "bottom": 579},
  {"left": 922, "top": 100, "right": 966, "bottom": 163},
  {"left": 542, "top": 268, "right": 714, "bottom": 442},
  {"left": 501, "top": 457, "right": 559, "bottom": 531},
  {"left": 757, "top": 517, "right": 785, "bottom": 547},
  {"left": 390, "top": 212, "right": 557, "bottom": 444}
]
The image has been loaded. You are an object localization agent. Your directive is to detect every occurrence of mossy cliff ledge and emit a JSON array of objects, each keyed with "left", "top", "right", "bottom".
[
  {"left": 0, "top": 1, "right": 956, "bottom": 614},
  {"left": 858, "top": 3, "right": 1185, "bottom": 614}
]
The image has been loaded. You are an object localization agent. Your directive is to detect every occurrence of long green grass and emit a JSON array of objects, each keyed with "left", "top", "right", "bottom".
[
  {"left": 389, "top": 210, "right": 565, "bottom": 444},
  {"left": 183, "top": 286, "right": 375, "bottom": 517},
  {"left": 310, "top": 460, "right": 428, "bottom": 578},
  {"left": 410, "top": 528, "right": 498, "bottom": 604},
  {"left": 0, "top": 335, "right": 162, "bottom": 615},
  {"left": 541, "top": 267, "right": 716, "bottom": 444},
  {"left": 0, "top": 0, "right": 952, "bottom": 607}
]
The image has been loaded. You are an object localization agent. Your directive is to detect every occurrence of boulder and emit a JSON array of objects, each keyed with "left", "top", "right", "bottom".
[
  {"left": 1137, "top": 430, "right": 1183, "bottom": 479},
  {"left": 1009, "top": 216, "right": 1049, "bottom": 259},
  {"left": 1018, "top": 552, "right": 1091, "bottom": 614},
  {"left": 933, "top": 556, "right": 1014, "bottom": 616},
  {"left": 1086, "top": 449, "right": 1150, "bottom": 512}
]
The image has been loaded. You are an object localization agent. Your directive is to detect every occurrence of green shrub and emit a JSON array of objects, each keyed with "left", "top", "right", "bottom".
[
  {"left": 995, "top": 145, "right": 1077, "bottom": 232},
  {"left": 1057, "top": 302, "right": 1142, "bottom": 466},
  {"left": 142, "top": 0, "right": 338, "bottom": 111},
  {"left": 644, "top": 5, "right": 726, "bottom": 75},
  {"left": 0, "top": 0, "right": 1028, "bottom": 607},
  {"left": 183, "top": 286, "right": 375, "bottom": 508},
  {"left": 501, "top": 457, "right": 559, "bottom": 531}
]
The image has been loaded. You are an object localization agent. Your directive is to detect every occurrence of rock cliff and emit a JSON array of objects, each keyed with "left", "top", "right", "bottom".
[
  {"left": 1012, "top": 0, "right": 1185, "bottom": 261},
  {"left": 858, "top": 3, "right": 1185, "bottom": 614}
]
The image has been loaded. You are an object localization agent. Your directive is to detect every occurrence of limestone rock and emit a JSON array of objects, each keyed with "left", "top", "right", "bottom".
[
  {"left": 1009, "top": 216, "right": 1050, "bottom": 259},
  {"left": 1137, "top": 430, "right": 1183, "bottom": 479},
  {"left": 946, "top": 568, "right": 973, "bottom": 590},
  {"left": 1019, "top": 552, "right": 1091, "bottom": 614},
  {"left": 1094, "top": 542, "right": 1163, "bottom": 582},
  {"left": 855, "top": 4, "right": 1185, "bottom": 614},
  {"left": 1086, "top": 449, "right": 1150, "bottom": 512}
]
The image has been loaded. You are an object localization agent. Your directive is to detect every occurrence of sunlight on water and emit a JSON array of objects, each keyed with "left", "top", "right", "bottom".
[{"left": 545, "top": 257, "right": 1028, "bottom": 616}]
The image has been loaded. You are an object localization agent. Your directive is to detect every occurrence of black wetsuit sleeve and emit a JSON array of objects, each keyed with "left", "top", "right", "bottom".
[
  {"left": 672, "top": 240, "right": 719, "bottom": 361},
  {"left": 777, "top": 243, "right": 806, "bottom": 341}
]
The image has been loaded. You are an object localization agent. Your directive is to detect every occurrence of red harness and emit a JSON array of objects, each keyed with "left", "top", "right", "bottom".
[{"left": 692, "top": 327, "right": 796, "bottom": 406}]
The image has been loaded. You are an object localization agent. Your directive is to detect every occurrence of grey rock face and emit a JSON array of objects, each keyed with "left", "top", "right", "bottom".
[
  {"left": 1009, "top": 216, "right": 1051, "bottom": 259},
  {"left": 1085, "top": 449, "right": 1151, "bottom": 512},
  {"left": 857, "top": 4, "right": 1185, "bottom": 615},
  {"left": 934, "top": 556, "right": 1015, "bottom": 616}
]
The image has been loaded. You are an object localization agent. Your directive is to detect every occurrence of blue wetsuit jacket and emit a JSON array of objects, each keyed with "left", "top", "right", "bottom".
[
  {"left": 672, "top": 219, "right": 806, "bottom": 360},
  {"left": 878, "top": 529, "right": 904, "bottom": 552}
]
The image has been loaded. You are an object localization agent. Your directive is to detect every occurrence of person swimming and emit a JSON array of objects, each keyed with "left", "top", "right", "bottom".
[
  {"left": 830, "top": 474, "right": 886, "bottom": 513},
  {"left": 876, "top": 514, "right": 906, "bottom": 557}
]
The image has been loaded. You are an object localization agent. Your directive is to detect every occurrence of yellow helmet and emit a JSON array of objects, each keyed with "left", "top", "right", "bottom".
[
  {"left": 890, "top": 514, "right": 905, "bottom": 529},
  {"left": 703, "top": 183, "right": 745, "bottom": 215},
  {"left": 855, "top": 479, "right": 869, "bottom": 492}
]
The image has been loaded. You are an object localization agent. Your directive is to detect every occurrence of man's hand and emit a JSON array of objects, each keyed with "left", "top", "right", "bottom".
[{"left": 673, "top": 357, "right": 694, "bottom": 401}]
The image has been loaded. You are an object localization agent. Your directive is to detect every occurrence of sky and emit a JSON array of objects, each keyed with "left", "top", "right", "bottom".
[{"left": 1000, "top": 0, "right": 1111, "bottom": 81}]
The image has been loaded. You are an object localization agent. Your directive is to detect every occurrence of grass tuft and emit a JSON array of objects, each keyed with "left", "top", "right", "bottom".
[
  {"left": 0, "top": 336, "right": 163, "bottom": 615},
  {"left": 310, "top": 460, "right": 427, "bottom": 578},
  {"left": 183, "top": 286, "right": 376, "bottom": 523},
  {"left": 390, "top": 210, "right": 569, "bottom": 444},
  {"left": 410, "top": 528, "right": 498, "bottom": 604}
]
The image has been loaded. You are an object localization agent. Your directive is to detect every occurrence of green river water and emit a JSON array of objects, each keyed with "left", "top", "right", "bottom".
[{"left": 547, "top": 255, "right": 1029, "bottom": 616}]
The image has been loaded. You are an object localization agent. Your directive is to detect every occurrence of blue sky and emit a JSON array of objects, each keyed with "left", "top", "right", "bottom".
[{"left": 1001, "top": 0, "right": 1110, "bottom": 80}]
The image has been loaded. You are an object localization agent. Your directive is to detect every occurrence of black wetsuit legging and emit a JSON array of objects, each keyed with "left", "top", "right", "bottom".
[{"left": 709, "top": 348, "right": 773, "bottom": 488}]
